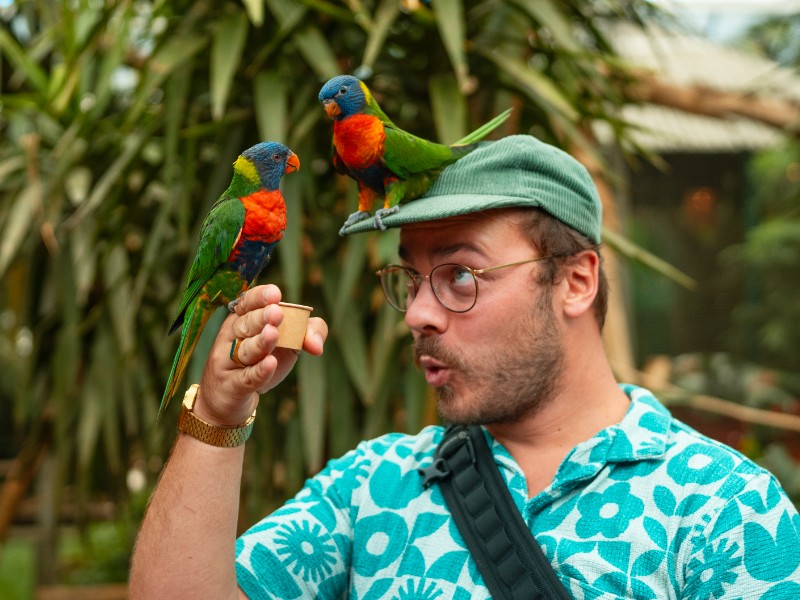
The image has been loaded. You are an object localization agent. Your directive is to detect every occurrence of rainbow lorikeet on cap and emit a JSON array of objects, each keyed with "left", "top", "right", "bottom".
[
  {"left": 159, "top": 141, "right": 300, "bottom": 419},
  {"left": 318, "top": 74, "right": 510, "bottom": 235}
]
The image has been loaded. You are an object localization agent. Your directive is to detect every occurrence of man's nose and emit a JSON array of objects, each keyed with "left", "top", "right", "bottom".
[{"left": 404, "top": 279, "right": 447, "bottom": 335}]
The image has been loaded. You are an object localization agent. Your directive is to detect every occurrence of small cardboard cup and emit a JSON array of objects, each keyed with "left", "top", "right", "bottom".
[{"left": 276, "top": 302, "right": 313, "bottom": 351}]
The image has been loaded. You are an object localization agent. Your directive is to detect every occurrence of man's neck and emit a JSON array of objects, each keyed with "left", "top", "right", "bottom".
[{"left": 485, "top": 358, "right": 630, "bottom": 498}]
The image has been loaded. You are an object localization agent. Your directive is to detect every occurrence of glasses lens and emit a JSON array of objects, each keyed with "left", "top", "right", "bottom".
[
  {"left": 379, "top": 266, "right": 415, "bottom": 311},
  {"left": 431, "top": 264, "right": 477, "bottom": 312}
]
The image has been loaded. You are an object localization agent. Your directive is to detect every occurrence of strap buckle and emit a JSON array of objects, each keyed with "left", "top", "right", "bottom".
[
  {"left": 419, "top": 427, "right": 477, "bottom": 488},
  {"left": 419, "top": 458, "right": 450, "bottom": 488}
]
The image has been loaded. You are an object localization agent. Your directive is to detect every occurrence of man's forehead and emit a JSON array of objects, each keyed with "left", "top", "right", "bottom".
[
  {"left": 398, "top": 208, "right": 530, "bottom": 239},
  {"left": 397, "top": 210, "right": 527, "bottom": 260}
]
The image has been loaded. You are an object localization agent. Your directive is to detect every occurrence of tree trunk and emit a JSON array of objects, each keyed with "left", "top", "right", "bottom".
[{"left": 0, "top": 415, "right": 52, "bottom": 544}]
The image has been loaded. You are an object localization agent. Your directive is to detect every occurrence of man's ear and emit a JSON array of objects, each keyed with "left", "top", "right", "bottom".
[{"left": 561, "top": 250, "right": 599, "bottom": 319}]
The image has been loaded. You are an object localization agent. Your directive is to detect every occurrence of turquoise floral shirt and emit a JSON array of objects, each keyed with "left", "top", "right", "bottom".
[{"left": 236, "top": 385, "right": 800, "bottom": 598}]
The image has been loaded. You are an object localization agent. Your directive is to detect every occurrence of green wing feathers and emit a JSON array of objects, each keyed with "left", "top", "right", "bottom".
[
  {"left": 186, "top": 195, "right": 245, "bottom": 289},
  {"left": 169, "top": 196, "right": 245, "bottom": 334},
  {"left": 383, "top": 126, "right": 454, "bottom": 177},
  {"left": 382, "top": 108, "right": 512, "bottom": 179}
]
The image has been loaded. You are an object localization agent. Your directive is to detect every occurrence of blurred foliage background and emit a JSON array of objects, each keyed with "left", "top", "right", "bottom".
[{"left": 0, "top": 0, "right": 798, "bottom": 593}]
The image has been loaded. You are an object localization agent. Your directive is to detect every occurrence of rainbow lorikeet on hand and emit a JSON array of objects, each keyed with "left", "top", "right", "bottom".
[
  {"left": 159, "top": 141, "right": 300, "bottom": 418},
  {"left": 318, "top": 74, "right": 510, "bottom": 235}
]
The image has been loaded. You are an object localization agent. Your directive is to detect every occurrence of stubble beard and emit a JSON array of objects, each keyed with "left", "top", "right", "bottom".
[{"left": 413, "top": 288, "right": 565, "bottom": 426}]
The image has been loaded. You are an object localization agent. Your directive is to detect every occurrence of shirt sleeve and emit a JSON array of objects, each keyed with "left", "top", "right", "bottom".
[
  {"left": 680, "top": 472, "right": 800, "bottom": 598},
  {"left": 235, "top": 441, "right": 375, "bottom": 599}
]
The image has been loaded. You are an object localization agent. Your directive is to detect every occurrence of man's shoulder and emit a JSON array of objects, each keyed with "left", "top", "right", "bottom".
[
  {"left": 662, "top": 409, "right": 791, "bottom": 510},
  {"left": 320, "top": 425, "right": 445, "bottom": 479},
  {"left": 296, "top": 426, "right": 446, "bottom": 510},
  {"left": 623, "top": 385, "right": 787, "bottom": 499},
  {"left": 351, "top": 425, "right": 445, "bottom": 464},
  {"left": 668, "top": 415, "right": 771, "bottom": 476}
]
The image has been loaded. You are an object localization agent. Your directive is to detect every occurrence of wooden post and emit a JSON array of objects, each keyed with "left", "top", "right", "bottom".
[{"left": 570, "top": 130, "right": 639, "bottom": 384}]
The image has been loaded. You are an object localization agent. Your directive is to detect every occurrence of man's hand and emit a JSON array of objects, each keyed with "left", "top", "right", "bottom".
[{"left": 195, "top": 284, "right": 328, "bottom": 427}]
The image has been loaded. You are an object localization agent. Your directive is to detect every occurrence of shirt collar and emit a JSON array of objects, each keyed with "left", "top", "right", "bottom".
[{"left": 488, "top": 384, "right": 673, "bottom": 495}]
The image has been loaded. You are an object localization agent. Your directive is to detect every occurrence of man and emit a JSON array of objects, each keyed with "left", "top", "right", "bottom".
[{"left": 130, "top": 135, "right": 800, "bottom": 598}]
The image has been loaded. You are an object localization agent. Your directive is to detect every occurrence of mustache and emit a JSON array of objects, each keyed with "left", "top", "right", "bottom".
[{"left": 412, "top": 337, "right": 465, "bottom": 371}]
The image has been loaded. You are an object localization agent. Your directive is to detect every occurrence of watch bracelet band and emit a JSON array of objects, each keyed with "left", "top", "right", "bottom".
[{"left": 178, "top": 384, "right": 255, "bottom": 447}]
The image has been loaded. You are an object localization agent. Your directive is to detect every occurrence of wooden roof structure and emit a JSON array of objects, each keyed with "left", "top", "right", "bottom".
[{"left": 599, "top": 23, "right": 800, "bottom": 152}]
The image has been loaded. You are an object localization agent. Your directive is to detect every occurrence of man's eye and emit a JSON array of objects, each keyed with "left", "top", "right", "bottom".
[{"left": 452, "top": 267, "right": 473, "bottom": 286}]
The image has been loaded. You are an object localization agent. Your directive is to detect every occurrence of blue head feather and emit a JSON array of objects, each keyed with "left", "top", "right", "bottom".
[
  {"left": 240, "top": 141, "right": 295, "bottom": 189},
  {"left": 318, "top": 75, "right": 367, "bottom": 119}
]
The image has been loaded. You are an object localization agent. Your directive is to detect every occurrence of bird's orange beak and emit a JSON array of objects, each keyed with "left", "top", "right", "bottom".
[
  {"left": 285, "top": 151, "right": 300, "bottom": 174},
  {"left": 322, "top": 98, "right": 341, "bottom": 119}
]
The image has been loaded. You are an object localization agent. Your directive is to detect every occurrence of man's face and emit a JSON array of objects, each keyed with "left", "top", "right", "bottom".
[{"left": 399, "top": 211, "right": 565, "bottom": 425}]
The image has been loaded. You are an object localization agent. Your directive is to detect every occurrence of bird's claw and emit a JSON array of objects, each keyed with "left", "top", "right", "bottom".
[
  {"left": 227, "top": 298, "right": 239, "bottom": 313},
  {"left": 373, "top": 206, "right": 400, "bottom": 231},
  {"left": 338, "top": 210, "right": 371, "bottom": 236}
]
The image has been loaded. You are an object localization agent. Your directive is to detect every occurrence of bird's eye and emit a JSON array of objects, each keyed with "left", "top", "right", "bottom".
[
  {"left": 338, "top": 85, "right": 348, "bottom": 95},
  {"left": 271, "top": 153, "right": 281, "bottom": 162}
]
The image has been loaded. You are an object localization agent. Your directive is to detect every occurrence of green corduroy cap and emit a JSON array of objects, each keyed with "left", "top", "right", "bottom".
[{"left": 340, "top": 134, "right": 602, "bottom": 244}]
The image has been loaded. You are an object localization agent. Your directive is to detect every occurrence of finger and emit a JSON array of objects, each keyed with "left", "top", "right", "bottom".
[
  {"left": 241, "top": 352, "right": 279, "bottom": 391},
  {"left": 231, "top": 302, "right": 284, "bottom": 342},
  {"left": 233, "top": 284, "right": 282, "bottom": 317},
  {"left": 235, "top": 317, "right": 284, "bottom": 369}
]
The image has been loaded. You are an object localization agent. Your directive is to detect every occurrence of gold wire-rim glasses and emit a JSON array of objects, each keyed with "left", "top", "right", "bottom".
[{"left": 375, "top": 255, "right": 556, "bottom": 313}]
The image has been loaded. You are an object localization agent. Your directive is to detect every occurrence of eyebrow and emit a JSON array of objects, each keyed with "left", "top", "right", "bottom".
[{"left": 398, "top": 241, "right": 489, "bottom": 264}]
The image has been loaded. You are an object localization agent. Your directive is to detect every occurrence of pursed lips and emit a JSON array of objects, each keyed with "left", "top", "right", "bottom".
[{"left": 418, "top": 355, "right": 451, "bottom": 387}]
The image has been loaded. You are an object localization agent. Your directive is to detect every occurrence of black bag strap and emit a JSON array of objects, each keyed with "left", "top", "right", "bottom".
[{"left": 419, "top": 425, "right": 570, "bottom": 600}]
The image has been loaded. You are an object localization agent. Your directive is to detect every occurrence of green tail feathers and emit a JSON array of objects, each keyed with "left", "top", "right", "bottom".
[
  {"left": 454, "top": 108, "right": 512, "bottom": 145},
  {"left": 159, "top": 298, "right": 213, "bottom": 419},
  {"left": 450, "top": 142, "right": 481, "bottom": 160}
]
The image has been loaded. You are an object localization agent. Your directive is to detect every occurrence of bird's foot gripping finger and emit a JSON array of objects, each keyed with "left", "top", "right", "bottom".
[
  {"left": 227, "top": 298, "right": 239, "bottom": 313},
  {"left": 338, "top": 210, "right": 371, "bottom": 236},
  {"left": 373, "top": 206, "right": 400, "bottom": 230}
]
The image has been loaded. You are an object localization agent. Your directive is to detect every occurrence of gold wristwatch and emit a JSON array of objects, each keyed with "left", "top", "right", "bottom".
[{"left": 178, "top": 384, "right": 256, "bottom": 447}]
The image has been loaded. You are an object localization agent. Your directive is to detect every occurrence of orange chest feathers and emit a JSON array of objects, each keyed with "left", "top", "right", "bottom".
[
  {"left": 240, "top": 190, "right": 286, "bottom": 244},
  {"left": 334, "top": 114, "right": 386, "bottom": 169}
]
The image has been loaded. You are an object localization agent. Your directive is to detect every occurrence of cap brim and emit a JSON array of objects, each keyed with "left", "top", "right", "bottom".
[{"left": 340, "top": 193, "right": 541, "bottom": 236}]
